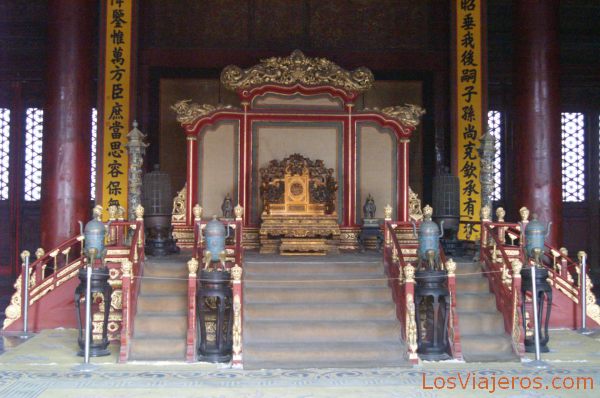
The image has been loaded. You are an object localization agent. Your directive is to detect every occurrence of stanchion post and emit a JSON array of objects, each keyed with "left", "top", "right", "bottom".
[
  {"left": 578, "top": 251, "right": 589, "bottom": 333},
  {"left": 20, "top": 250, "right": 31, "bottom": 337},
  {"left": 525, "top": 261, "right": 547, "bottom": 368}
]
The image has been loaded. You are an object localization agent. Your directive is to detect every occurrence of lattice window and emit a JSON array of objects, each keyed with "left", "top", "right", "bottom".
[
  {"left": 561, "top": 112, "right": 585, "bottom": 202},
  {"left": 0, "top": 108, "right": 10, "bottom": 200},
  {"left": 24, "top": 108, "right": 44, "bottom": 201},
  {"left": 90, "top": 108, "right": 97, "bottom": 200},
  {"left": 487, "top": 110, "right": 503, "bottom": 201}
]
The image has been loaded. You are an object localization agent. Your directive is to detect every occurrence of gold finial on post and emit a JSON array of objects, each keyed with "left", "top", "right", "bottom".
[
  {"left": 519, "top": 206, "right": 530, "bottom": 223},
  {"left": 20, "top": 250, "right": 30, "bottom": 263},
  {"left": 560, "top": 247, "right": 568, "bottom": 257},
  {"left": 422, "top": 205, "right": 433, "bottom": 220},
  {"left": 93, "top": 205, "right": 103, "bottom": 221},
  {"left": 445, "top": 258, "right": 456, "bottom": 276},
  {"left": 234, "top": 204, "right": 243, "bottom": 220},
  {"left": 481, "top": 204, "right": 491, "bottom": 222},
  {"left": 187, "top": 257, "right": 199, "bottom": 277},
  {"left": 384, "top": 204, "right": 393, "bottom": 220},
  {"left": 193, "top": 204, "right": 203, "bottom": 221},
  {"left": 578, "top": 251, "right": 587, "bottom": 262},
  {"left": 108, "top": 205, "right": 118, "bottom": 221},
  {"left": 35, "top": 248, "right": 45, "bottom": 259},
  {"left": 231, "top": 264, "right": 243, "bottom": 281},
  {"left": 134, "top": 205, "right": 144, "bottom": 220},
  {"left": 496, "top": 207, "right": 506, "bottom": 222}
]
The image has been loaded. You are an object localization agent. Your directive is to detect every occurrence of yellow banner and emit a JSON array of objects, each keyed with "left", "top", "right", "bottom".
[
  {"left": 100, "top": 0, "right": 132, "bottom": 219},
  {"left": 456, "top": 0, "right": 483, "bottom": 240}
]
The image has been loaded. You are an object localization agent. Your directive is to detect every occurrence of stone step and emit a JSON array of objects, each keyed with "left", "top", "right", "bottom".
[
  {"left": 139, "top": 278, "right": 188, "bottom": 295},
  {"left": 244, "top": 272, "right": 388, "bottom": 288},
  {"left": 457, "top": 311, "right": 506, "bottom": 336},
  {"left": 134, "top": 314, "right": 187, "bottom": 338},
  {"left": 143, "top": 262, "right": 189, "bottom": 278},
  {"left": 243, "top": 285, "right": 392, "bottom": 304},
  {"left": 244, "top": 261, "right": 383, "bottom": 275},
  {"left": 137, "top": 294, "right": 187, "bottom": 314},
  {"left": 244, "top": 302, "right": 396, "bottom": 321},
  {"left": 129, "top": 337, "right": 186, "bottom": 361},
  {"left": 455, "top": 277, "right": 491, "bottom": 293},
  {"left": 460, "top": 334, "right": 519, "bottom": 362},
  {"left": 244, "top": 320, "right": 401, "bottom": 343},
  {"left": 456, "top": 292, "right": 498, "bottom": 312},
  {"left": 243, "top": 341, "right": 408, "bottom": 370},
  {"left": 454, "top": 261, "right": 482, "bottom": 274}
]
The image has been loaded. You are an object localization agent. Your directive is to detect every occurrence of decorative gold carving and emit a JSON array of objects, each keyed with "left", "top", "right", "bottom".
[
  {"left": 192, "top": 204, "right": 202, "bottom": 221},
  {"left": 496, "top": 207, "right": 506, "bottom": 222},
  {"left": 511, "top": 289, "right": 521, "bottom": 353},
  {"left": 408, "top": 188, "right": 423, "bottom": 222},
  {"left": 406, "top": 294, "right": 418, "bottom": 359},
  {"left": 231, "top": 264, "right": 242, "bottom": 281},
  {"left": 280, "top": 239, "right": 330, "bottom": 255},
  {"left": 232, "top": 295, "right": 242, "bottom": 356},
  {"left": 171, "top": 100, "right": 236, "bottom": 125},
  {"left": 221, "top": 49, "right": 374, "bottom": 94},
  {"left": 445, "top": 258, "right": 456, "bottom": 276},
  {"left": 404, "top": 264, "right": 415, "bottom": 283},
  {"left": 384, "top": 204, "right": 393, "bottom": 220},
  {"left": 519, "top": 206, "right": 530, "bottom": 223},
  {"left": 422, "top": 205, "right": 433, "bottom": 220},
  {"left": 121, "top": 260, "right": 132, "bottom": 278},
  {"left": 234, "top": 205, "right": 244, "bottom": 220},
  {"left": 111, "top": 290, "right": 123, "bottom": 310},
  {"left": 511, "top": 259, "right": 523, "bottom": 276},
  {"left": 134, "top": 205, "right": 144, "bottom": 220},
  {"left": 187, "top": 258, "right": 199, "bottom": 277},
  {"left": 365, "top": 104, "right": 426, "bottom": 128},
  {"left": 172, "top": 185, "right": 187, "bottom": 222}
]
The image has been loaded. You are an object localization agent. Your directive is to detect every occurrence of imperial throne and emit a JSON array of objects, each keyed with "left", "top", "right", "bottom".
[{"left": 259, "top": 154, "right": 340, "bottom": 255}]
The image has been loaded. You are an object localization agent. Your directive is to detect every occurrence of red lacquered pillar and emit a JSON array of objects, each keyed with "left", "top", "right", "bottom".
[
  {"left": 40, "top": 0, "right": 95, "bottom": 249},
  {"left": 512, "top": 0, "right": 562, "bottom": 247}
]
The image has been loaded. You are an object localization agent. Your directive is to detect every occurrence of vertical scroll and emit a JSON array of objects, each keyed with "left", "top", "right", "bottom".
[
  {"left": 454, "top": 0, "right": 484, "bottom": 240},
  {"left": 99, "top": 0, "right": 133, "bottom": 219}
]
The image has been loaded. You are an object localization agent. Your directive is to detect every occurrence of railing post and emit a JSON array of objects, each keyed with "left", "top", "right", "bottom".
[
  {"left": 231, "top": 264, "right": 243, "bottom": 367},
  {"left": 578, "top": 251, "right": 589, "bottom": 333},
  {"left": 404, "top": 264, "right": 418, "bottom": 364},
  {"left": 234, "top": 205, "right": 244, "bottom": 266},
  {"left": 118, "top": 259, "right": 132, "bottom": 363},
  {"left": 193, "top": 204, "right": 203, "bottom": 260},
  {"left": 186, "top": 257, "right": 199, "bottom": 362},
  {"left": 445, "top": 258, "right": 462, "bottom": 360}
]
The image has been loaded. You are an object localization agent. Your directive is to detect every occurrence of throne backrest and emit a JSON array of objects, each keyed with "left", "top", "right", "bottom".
[{"left": 260, "top": 154, "right": 337, "bottom": 216}]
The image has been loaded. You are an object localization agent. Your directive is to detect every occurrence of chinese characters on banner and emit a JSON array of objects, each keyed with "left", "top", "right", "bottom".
[
  {"left": 100, "top": 0, "right": 132, "bottom": 220},
  {"left": 456, "top": 0, "right": 483, "bottom": 240}
]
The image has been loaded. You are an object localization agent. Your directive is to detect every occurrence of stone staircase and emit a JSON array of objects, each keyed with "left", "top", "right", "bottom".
[
  {"left": 242, "top": 253, "right": 408, "bottom": 369},
  {"left": 129, "top": 254, "right": 188, "bottom": 361},
  {"left": 455, "top": 260, "right": 519, "bottom": 362}
]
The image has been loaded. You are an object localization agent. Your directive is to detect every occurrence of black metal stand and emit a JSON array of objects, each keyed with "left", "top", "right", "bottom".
[
  {"left": 415, "top": 270, "right": 450, "bottom": 360},
  {"left": 521, "top": 267, "right": 553, "bottom": 353},
  {"left": 197, "top": 270, "right": 233, "bottom": 363},
  {"left": 74, "top": 266, "right": 112, "bottom": 357}
]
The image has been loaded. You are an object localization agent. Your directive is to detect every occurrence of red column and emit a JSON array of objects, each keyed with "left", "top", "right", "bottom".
[
  {"left": 513, "top": 0, "right": 562, "bottom": 246},
  {"left": 40, "top": 0, "right": 95, "bottom": 249}
]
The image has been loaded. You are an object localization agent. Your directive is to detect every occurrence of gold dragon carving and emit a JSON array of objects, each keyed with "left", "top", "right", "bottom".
[
  {"left": 171, "top": 100, "right": 237, "bottom": 125},
  {"left": 220, "top": 50, "right": 374, "bottom": 93},
  {"left": 365, "top": 104, "right": 426, "bottom": 128}
]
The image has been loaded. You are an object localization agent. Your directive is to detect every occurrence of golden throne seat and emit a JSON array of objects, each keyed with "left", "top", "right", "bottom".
[{"left": 259, "top": 154, "right": 340, "bottom": 255}]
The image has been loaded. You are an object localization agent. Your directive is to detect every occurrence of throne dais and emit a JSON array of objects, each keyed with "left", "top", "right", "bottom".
[{"left": 259, "top": 154, "right": 340, "bottom": 255}]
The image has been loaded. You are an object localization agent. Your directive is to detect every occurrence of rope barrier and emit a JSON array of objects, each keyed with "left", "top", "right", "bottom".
[{"left": 125, "top": 268, "right": 506, "bottom": 283}]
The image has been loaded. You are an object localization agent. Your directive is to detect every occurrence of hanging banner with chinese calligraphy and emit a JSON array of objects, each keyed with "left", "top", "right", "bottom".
[
  {"left": 454, "top": 0, "right": 484, "bottom": 240},
  {"left": 99, "top": 0, "right": 133, "bottom": 220}
]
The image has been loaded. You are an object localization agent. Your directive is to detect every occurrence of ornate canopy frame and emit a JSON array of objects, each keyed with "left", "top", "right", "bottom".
[{"left": 172, "top": 50, "right": 424, "bottom": 248}]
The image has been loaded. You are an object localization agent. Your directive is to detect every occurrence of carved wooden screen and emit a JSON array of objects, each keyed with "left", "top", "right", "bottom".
[{"left": 171, "top": 51, "right": 424, "bottom": 249}]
